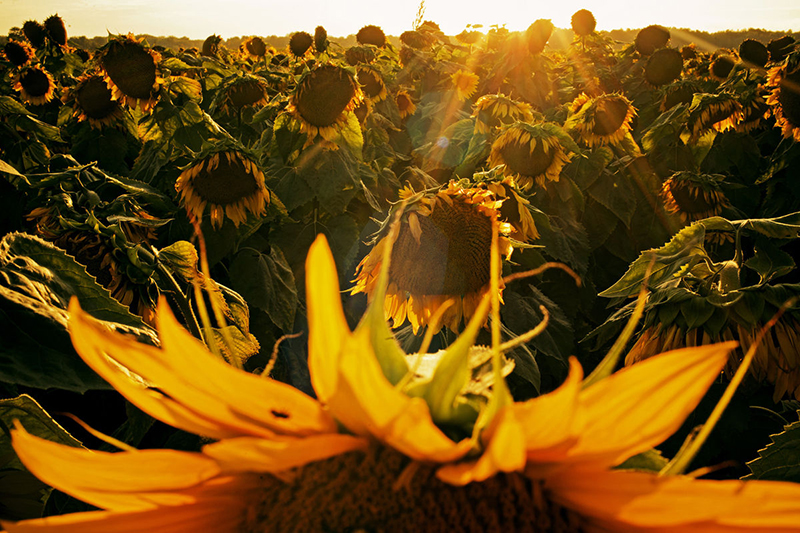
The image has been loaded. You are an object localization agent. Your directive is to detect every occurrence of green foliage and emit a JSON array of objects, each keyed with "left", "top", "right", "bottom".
[{"left": 746, "top": 413, "right": 800, "bottom": 482}]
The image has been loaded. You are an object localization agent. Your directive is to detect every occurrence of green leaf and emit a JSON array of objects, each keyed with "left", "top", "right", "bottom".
[
  {"left": 680, "top": 296, "right": 716, "bottom": 330},
  {"left": 616, "top": 448, "right": 669, "bottom": 472},
  {"left": 0, "top": 395, "right": 82, "bottom": 471},
  {"left": 0, "top": 96, "right": 32, "bottom": 116},
  {"left": 228, "top": 246, "right": 298, "bottom": 332},
  {"left": 0, "top": 233, "right": 156, "bottom": 391},
  {"left": 586, "top": 171, "right": 638, "bottom": 228},
  {"left": 745, "top": 412, "right": 800, "bottom": 482},
  {"left": 739, "top": 212, "right": 800, "bottom": 240},
  {"left": 0, "top": 160, "right": 29, "bottom": 188},
  {"left": 745, "top": 238, "right": 796, "bottom": 285},
  {"left": 600, "top": 223, "right": 707, "bottom": 298}
]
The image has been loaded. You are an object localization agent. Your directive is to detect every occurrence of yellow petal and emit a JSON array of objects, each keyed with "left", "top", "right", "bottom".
[
  {"left": 202, "top": 433, "right": 368, "bottom": 473},
  {"left": 548, "top": 469, "right": 800, "bottom": 531},
  {"left": 565, "top": 342, "right": 736, "bottom": 470},
  {"left": 306, "top": 234, "right": 351, "bottom": 403},
  {"left": 436, "top": 406, "right": 526, "bottom": 486},
  {"left": 327, "top": 328, "right": 469, "bottom": 462},
  {"left": 12, "top": 425, "right": 220, "bottom": 512}
]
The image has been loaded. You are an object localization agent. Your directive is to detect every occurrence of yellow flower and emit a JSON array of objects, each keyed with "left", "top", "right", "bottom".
[
  {"left": 175, "top": 149, "right": 270, "bottom": 229},
  {"left": 644, "top": 47, "right": 684, "bottom": 87},
  {"left": 451, "top": 69, "right": 479, "bottom": 102},
  {"left": 288, "top": 32, "right": 313, "bottom": 58},
  {"left": 568, "top": 92, "right": 637, "bottom": 147},
  {"left": 357, "top": 65, "right": 387, "bottom": 103},
  {"left": 97, "top": 34, "right": 162, "bottom": 113},
  {"left": 660, "top": 171, "right": 731, "bottom": 223},
  {"left": 220, "top": 74, "right": 268, "bottom": 112},
  {"left": 352, "top": 183, "right": 513, "bottom": 334},
  {"left": 766, "top": 62, "right": 800, "bottom": 142},
  {"left": 2, "top": 39, "right": 35, "bottom": 67},
  {"left": 488, "top": 122, "right": 576, "bottom": 189},
  {"left": 471, "top": 93, "right": 534, "bottom": 135},
  {"left": 12, "top": 66, "right": 56, "bottom": 106},
  {"left": 395, "top": 89, "right": 416, "bottom": 119},
  {"left": 241, "top": 36, "right": 267, "bottom": 59},
  {"left": 285, "top": 63, "right": 363, "bottom": 143},
  {"left": 481, "top": 175, "right": 540, "bottom": 242},
  {"left": 62, "top": 73, "right": 124, "bottom": 128},
  {"left": 686, "top": 92, "right": 744, "bottom": 140},
  {"left": 9, "top": 233, "right": 800, "bottom": 531}
]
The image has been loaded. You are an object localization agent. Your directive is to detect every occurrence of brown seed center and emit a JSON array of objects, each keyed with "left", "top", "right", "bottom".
[{"left": 190, "top": 153, "right": 260, "bottom": 206}]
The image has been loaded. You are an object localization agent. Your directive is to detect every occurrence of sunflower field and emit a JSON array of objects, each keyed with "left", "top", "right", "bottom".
[{"left": 3, "top": 9, "right": 800, "bottom": 531}]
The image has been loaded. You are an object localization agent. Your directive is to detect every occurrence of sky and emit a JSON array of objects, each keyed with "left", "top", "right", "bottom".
[{"left": 2, "top": 0, "right": 799, "bottom": 39}]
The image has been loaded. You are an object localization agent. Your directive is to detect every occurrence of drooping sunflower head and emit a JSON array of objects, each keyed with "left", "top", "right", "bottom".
[
  {"left": 739, "top": 39, "right": 769, "bottom": 69},
  {"left": 567, "top": 92, "right": 637, "bottom": 147},
  {"left": 2, "top": 39, "right": 35, "bottom": 67},
  {"left": 352, "top": 182, "right": 513, "bottom": 333},
  {"left": 395, "top": 89, "right": 416, "bottom": 119},
  {"left": 289, "top": 31, "right": 313, "bottom": 57},
  {"left": 12, "top": 65, "right": 57, "bottom": 106},
  {"left": 686, "top": 92, "right": 744, "bottom": 139},
  {"left": 644, "top": 47, "right": 683, "bottom": 87},
  {"left": 488, "top": 122, "right": 576, "bottom": 189},
  {"left": 525, "top": 19, "right": 554, "bottom": 54},
  {"left": 710, "top": 54, "right": 736, "bottom": 81},
  {"left": 243, "top": 36, "right": 268, "bottom": 59},
  {"left": 456, "top": 29, "right": 483, "bottom": 45},
  {"left": 766, "top": 59, "right": 800, "bottom": 142},
  {"left": 201, "top": 34, "right": 222, "bottom": 57},
  {"left": 681, "top": 44, "right": 698, "bottom": 60},
  {"left": 314, "top": 26, "right": 328, "bottom": 53},
  {"left": 660, "top": 171, "right": 731, "bottom": 223},
  {"left": 659, "top": 79, "right": 700, "bottom": 111},
  {"left": 357, "top": 65, "right": 387, "bottom": 103},
  {"left": 356, "top": 25, "right": 387, "bottom": 47},
  {"left": 768, "top": 35, "right": 796, "bottom": 63},
  {"left": 63, "top": 72, "right": 123, "bottom": 128},
  {"left": 450, "top": 69, "right": 479, "bottom": 102},
  {"left": 400, "top": 30, "right": 435, "bottom": 50},
  {"left": 44, "top": 14, "right": 68, "bottom": 47},
  {"left": 175, "top": 146, "right": 271, "bottom": 229},
  {"left": 737, "top": 87, "right": 771, "bottom": 133},
  {"left": 287, "top": 63, "right": 362, "bottom": 142},
  {"left": 22, "top": 20, "right": 47, "bottom": 49},
  {"left": 345, "top": 45, "right": 376, "bottom": 66},
  {"left": 635, "top": 25, "right": 670, "bottom": 56},
  {"left": 97, "top": 34, "right": 162, "bottom": 113},
  {"left": 471, "top": 93, "right": 534, "bottom": 134},
  {"left": 222, "top": 74, "right": 269, "bottom": 111},
  {"left": 570, "top": 9, "right": 596, "bottom": 37}
]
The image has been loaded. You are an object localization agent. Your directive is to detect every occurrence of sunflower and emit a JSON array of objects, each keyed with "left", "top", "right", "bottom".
[
  {"left": 97, "top": 34, "right": 162, "bottom": 113},
  {"left": 660, "top": 171, "right": 731, "bottom": 223},
  {"left": 352, "top": 183, "right": 513, "bottom": 334},
  {"left": 526, "top": 19, "right": 554, "bottom": 54},
  {"left": 400, "top": 30, "right": 435, "bottom": 50},
  {"left": 739, "top": 39, "right": 769, "bottom": 69},
  {"left": 175, "top": 148, "right": 270, "bottom": 229},
  {"left": 567, "top": 92, "right": 637, "bottom": 148},
  {"left": 314, "top": 26, "right": 328, "bottom": 53},
  {"left": 63, "top": 73, "right": 124, "bottom": 128},
  {"left": 570, "top": 9, "right": 596, "bottom": 36},
  {"left": 488, "top": 122, "right": 575, "bottom": 189},
  {"left": 644, "top": 48, "right": 683, "bottom": 87},
  {"left": 288, "top": 31, "right": 313, "bottom": 57},
  {"left": 43, "top": 14, "right": 68, "bottom": 47},
  {"left": 356, "top": 25, "right": 387, "bottom": 47},
  {"left": 345, "top": 45, "right": 376, "bottom": 65},
  {"left": 221, "top": 74, "right": 268, "bottom": 112},
  {"left": 471, "top": 93, "right": 534, "bottom": 135},
  {"left": 12, "top": 66, "right": 56, "bottom": 106},
  {"left": 681, "top": 44, "right": 698, "bottom": 60},
  {"left": 766, "top": 61, "right": 800, "bottom": 142},
  {"left": 201, "top": 34, "right": 221, "bottom": 57},
  {"left": 2, "top": 39, "right": 35, "bottom": 67},
  {"left": 626, "top": 282, "right": 800, "bottom": 403},
  {"left": 737, "top": 87, "right": 771, "bottom": 133},
  {"left": 285, "top": 64, "right": 362, "bottom": 142},
  {"left": 242, "top": 36, "right": 267, "bottom": 59},
  {"left": 685, "top": 92, "right": 743, "bottom": 139},
  {"left": 451, "top": 69, "right": 479, "bottom": 102},
  {"left": 8, "top": 233, "right": 800, "bottom": 532},
  {"left": 21, "top": 20, "right": 47, "bottom": 49},
  {"left": 768, "top": 35, "right": 795, "bottom": 63},
  {"left": 635, "top": 25, "right": 671, "bottom": 56},
  {"left": 357, "top": 65, "right": 387, "bottom": 102},
  {"left": 659, "top": 79, "right": 700, "bottom": 111},
  {"left": 710, "top": 54, "right": 736, "bottom": 81},
  {"left": 395, "top": 89, "right": 416, "bottom": 119}
]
